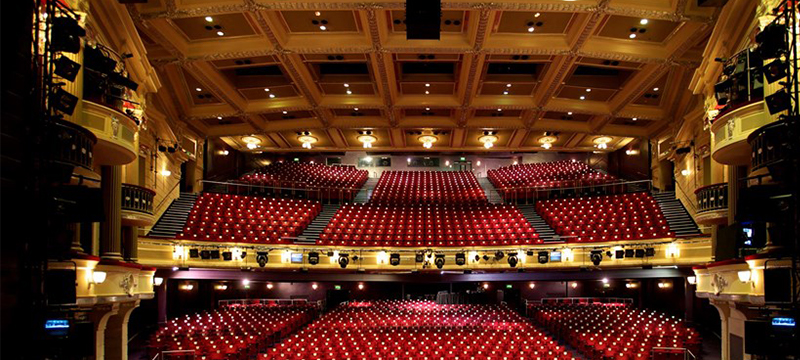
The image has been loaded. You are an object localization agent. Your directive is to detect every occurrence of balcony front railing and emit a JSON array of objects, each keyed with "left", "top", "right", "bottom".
[
  {"left": 47, "top": 118, "right": 97, "bottom": 173},
  {"left": 695, "top": 183, "right": 728, "bottom": 213},
  {"left": 748, "top": 117, "right": 796, "bottom": 173},
  {"left": 121, "top": 183, "right": 155, "bottom": 214}
]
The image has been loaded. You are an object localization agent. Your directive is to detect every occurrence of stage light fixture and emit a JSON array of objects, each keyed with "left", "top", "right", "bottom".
[
  {"left": 755, "top": 23, "right": 787, "bottom": 59},
  {"left": 415, "top": 252, "right": 424, "bottom": 263},
  {"left": 635, "top": 249, "right": 645, "bottom": 258},
  {"left": 645, "top": 247, "right": 655, "bottom": 257},
  {"left": 54, "top": 56, "right": 81, "bottom": 82},
  {"left": 482, "top": 255, "right": 490, "bottom": 261},
  {"left": 256, "top": 251, "right": 269, "bottom": 267},
  {"left": 308, "top": 252, "right": 320, "bottom": 265},
  {"left": 189, "top": 249, "right": 199, "bottom": 258},
  {"left": 434, "top": 254, "right": 446, "bottom": 269},
  {"left": 51, "top": 16, "right": 86, "bottom": 54},
  {"left": 51, "top": 87, "right": 79, "bottom": 115},
  {"left": 538, "top": 251, "right": 549, "bottom": 264},
  {"left": 494, "top": 251, "right": 504, "bottom": 261},
  {"left": 625, "top": 249, "right": 634, "bottom": 258},
  {"left": 507, "top": 254, "right": 518, "bottom": 268},
  {"left": 589, "top": 250, "right": 604, "bottom": 266},
  {"left": 615, "top": 250, "right": 624, "bottom": 259},
  {"left": 764, "top": 59, "right": 787, "bottom": 84},
  {"left": 474, "top": 254, "right": 480, "bottom": 262},
  {"left": 390, "top": 253, "right": 401, "bottom": 266},
  {"left": 210, "top": 250, "right": 220, "bottom": 259},
  {"left": 455, "top": 253, "right": 466, "bottom": 266},
  {"left": 766, "top": 89, "right": 790, "bottom": 115},
  {"left": 338, "top": 253, "right": 350, "bottom": 269},
  {"left": 222, "top": 251, "right": 232, "bottom": 261},
  {"left": 200, "top": 250, "right": 211, "bottom": 260}
]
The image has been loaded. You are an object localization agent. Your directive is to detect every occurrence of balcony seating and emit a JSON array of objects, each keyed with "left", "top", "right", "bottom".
[
  {"left": 488, "top": 161, "right": 616, "bottom": 200},
  {"left": 370, "top": 171, "right": 486, "bottom": 204},
  {"left": 536, "top": 192, "right": 672, "bottom": 243},
  {"left": 260, "top": 300, "right": 578, "bottom": 360},
  {"left": 319, "top": 203, "right": 541, "bottom": 247},
  {"left": 148, "top": 304, "right": 315, "bottom": 360},
  {"left": 176, "top": 193, "right": 321, "bottom": 243},
  {"left": 529, "top": 303, "right": 701, "bottom": 360},
  {"left": 239, "top": 162, "right": 368, "bottom": 201}
]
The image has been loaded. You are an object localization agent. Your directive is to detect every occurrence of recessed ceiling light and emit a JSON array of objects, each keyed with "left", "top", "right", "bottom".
[
  {"left": 579, "top": 96, "right": 586, "bottom": 100},
  {"left": 217, "top": 116, "right": 223, "bottom": 120},
  {"left": 503, "top": 91, "right": 509, "bottom": 95},
  {"left": 264, "top": 88, "right": 270, "bottom": 92},
  {"left": 195, "top": 87, "right": 202, "bottom": 92},
  {"left": 205, "top": 16, "right": 213, "bottom": 22},
  {"left": 425, "top": 91, "right": 430, "bottom": 94},
  {"left": 354, "top": 107, "right": 359, "bottom": 111},
  {"left": 425, "top": 83, "right": 431, "bottom": 87},
  {"left": 269, "top": 94, "right": 276, "bottom": 98},
  {"left": 534, "top": 13, "right": 541, "bottom": 18},
  {"left": 497, "top": 108, "right": 502, "bottom": 111},
  {"left": 282, "top": 111, "right": 288, "bottom": 114},
  {"left": 343, "top": 83, "right": 349, "bottom": 87},
  {"left": 217, "top": 31, "right": 224, "bottom": 36},
  {"left": 632, "top": 117, "right": 638, "bottom": 121},
  {"left": 319, "top": 25, "right": 327, "bottom": 31},
  {"left": 528, "top": 27, "right": 535, "bottom": 33},
  {"left": 425, "top": 107, "right": 430, "bottom": 111},
  {"left": 315, "top": 11, "right": 322, "bottom": 17},
  {"left": 346, "top": 90, "right": 352, "bottom": 95},
  {"left": 567, "top": 112, "right": 573, "bottom": 115},
  {"left": 506, "top": 84, "right": 512, "bottom": 87},
  {"left": 629, "top": 33, "right": 637, "bottom": 39},
  {"left": 653, "top": 87, "right": 659, "bottom": 91},
  {"left": 640, "top": 19, "right": 649, "bottom": 25},
  {"left": 585, "top": 88, "right": 592, "bottom": 92}
]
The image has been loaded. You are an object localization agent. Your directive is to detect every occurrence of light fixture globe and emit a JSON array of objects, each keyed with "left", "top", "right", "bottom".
[
  {"left": 297, "top": 133, "right": 318, "bottom": 149},
  {"left": 593, "top": 136, "right": 613, "bottom": 150},
  {"left": 418, "top": 135, "right": 438, "bottom": 149},
  {"left": 357, "top": 133, "right": 377, "bottom": 149},
  {"left": 241, "top": 136, "right": 261, "bottom": 145},
  {"left": 478, "top": 132, "right": 498, "bottom": 149},
  {"left": 538, "top": 135, "right": 558, "bottom": 150}
]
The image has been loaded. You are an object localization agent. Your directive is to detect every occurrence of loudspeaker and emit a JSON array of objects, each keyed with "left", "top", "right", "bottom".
[
  {"left": 764, "top": 268, "right": 792, "bottom": 303},
  {"left": 406, "top": 0, "right": 441, "bottom": 40},
  {"left": 744, "top": 320, "right": 769, "bottom": 355},
  {"left": 715, "top": 224, "right": 741, "bottom": 261},
  {"left": 45, "top": 269, "right": 77, "bottom": 305}
]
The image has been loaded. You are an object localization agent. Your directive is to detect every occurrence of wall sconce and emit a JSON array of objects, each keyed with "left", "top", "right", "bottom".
[
  {"left": 529, "top": 282, "right": 536, "bottom": 289},
  {"left": 153, "top": 277, "right": 164, "bottom": 286},
  {"left": 160, "top": 169, "right": 172, "bottom": 177},
  {"left": 687, "top": 276, "right": 697, "bottom": 285},
  {"left": 357, "top": 283, "right": 365, "bottom": 290},
  {"left": 214, "top": 284, "right": 228, "bottom": 291},
  {"left": 570, "top": 282, "right": 578, "bottom": 288},
  {"left": 92, "top": 270, "right": 107, "bottom": 284},
  {"left": 665, "top": 243, "right": 680, "bottom": 258},
  {"left": 266, "top": 283, "right": 274, "bottom": 289},
  {"left": 680, "top": 169, "right": 691, "bottom": 176},
  {"left": 312, "top": 283, "right": 318, "bottom": 290},
  {"left": 657, "top": 281, "right": 672, "bottom": 289},
  {"left": 738, "top": 270, "right": 752, "bottom": 283},
  {"left": 179, "top": 283, "right": 194, "bottom": 291}
]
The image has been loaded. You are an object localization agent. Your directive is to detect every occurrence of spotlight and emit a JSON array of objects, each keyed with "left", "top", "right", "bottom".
[
  {"left": 390, "top": 253, "right": 401, "bottom": 266},
  {"left": 624, "top": 249, "right": 634, "bottom": 258},
  {"left": 158, "top": 144, "right": 167, "bottom": 152},
  {"left": 537, "top": 251, "right": 549, "bottom": 264},
  {"left": 507, "top": 254, "right": 518, "bottom": 268},
  {"left": 51, "top": 16, "right": 86, "bottom": 54},
  {"left": 415, "top": 252, "right": 424, "bottom": 263},
  {"left": 210, "top": 250, "right": 220, "bottom": 259},
  {"left": 615, "top": 250, "right": 624, "bottom": 259},
  {"left": 455, "top": 253, "right": 466, "bottom": 266},
  {"left": 51, "top": 87, "right": 79, "bottom": 115},
  {"left": 474, "top": 254, "right": 480, "bottom": 262},
  {"left": 54, "top": 56, "right": 81, "bottom": 82},
  {"left": 338, "top": 253, "right": 350, "bottom": 269},
  {"left": 482, "top": 255, "right": 490, "bottom": 261},
  {"left": 434, "top": 254, "right": 445, "bottom": 269},
  {"left": 256, "top": 251, "right": 269, "bottom": 267},
  {"left": 764, "top": 59, "right": 787, "bottom": 83},
  {"left": 635, "top": 249, "right": 645, "bottom": 258},
  {"left": 308, "top": 252, "right": 320, "bottom": 265},
  {"left": 222, "top": 251, "right": 232, "bottom": 261},
  {"left": 765, "top": 89, "right": 790, "bottom": 114},
  {"left": 590, "top": 250, "right": 604, "bottom": 266},
  {"left": 494, "top": 251, "right": 504, "bottom": 261},
  {"left": 645, "top": 247, "right": 655, "bottom": 257},
  {"left": 189, "top": 249, "right": 199, "bottom": 258},
  {"left": 755, "top": 23, "right": 787, "bottom": 59},
  {"left": 200, "top": 250, "right": 211, "bottom": 260}
]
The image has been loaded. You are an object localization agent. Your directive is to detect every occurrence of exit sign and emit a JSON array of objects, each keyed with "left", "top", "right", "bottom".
[{"left": 334, "top": 285, "right": 341, "bottom": 290}]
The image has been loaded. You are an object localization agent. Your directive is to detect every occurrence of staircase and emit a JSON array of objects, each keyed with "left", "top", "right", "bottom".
[
  {"left": 651, "top": 191, "right": 702, "bottom": 237},
  {"left": 146, "top": 192, "right": 198, "bottom": 238},
  {"left": 352, "top": 178, "right": 378, "bottom": 204},
  {"left": 478, "top": 177, "right": 504, "bottom": 204},
  {"left": 517, "top": 204, "right": 560, "bottom": 243},
  {"left": 296, "top": 204, "right": 341, "bottom": 244}
]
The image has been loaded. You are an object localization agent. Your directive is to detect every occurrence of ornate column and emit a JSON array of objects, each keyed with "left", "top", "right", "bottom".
[
  {"left": 122, "top": 226, "right": 138, "bottom": 262},
  {"left": 104, "top": 301, "right": 140, "bottom": 360},
  {"left": 90, "top": 303, "right": 119, "bottom": 360},
  {"left": 726, "top": 166, "right": 744, "bottom": 225},
  {"left": 101, "top": 165, "right": 123, "bottom": 260},
  {"left": 68, "top": 223, "right": 83, "bottom": 253}
]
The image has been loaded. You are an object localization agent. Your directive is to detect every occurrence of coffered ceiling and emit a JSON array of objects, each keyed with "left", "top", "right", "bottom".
[{"left": 128, "top": 0, "right": 718, "bottom": 153}]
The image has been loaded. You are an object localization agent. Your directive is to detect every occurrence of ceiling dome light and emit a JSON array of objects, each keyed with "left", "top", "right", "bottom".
[
  {"left": 246, "top": 143, "right": 258, "bottom": 150},
  {"left": 269, "top": 94, "right": 276, "bottom": 98},
  {"left": 629, "top": 33, "right": 637, "bottom": 39},
  {"left": 593, "top": 136, "right": 613, "bottom": 150},
  {"left": 503, "top": 91, "right": 509, "bottom": 95},
  {"left": 542, "top": 142, "right": 552, "bottom": 149},
  {"left": 528, "top": 27, "right": 535, "bottom": 32},
  {"left": 478, "top": 133, "right": 498, "bottom": 149},
  {"left": 242, "top": 136, "right": 262, "bottom": 145},
  {"left": 298, "top": 133, "right": 318, "bottom": 149},
  {"left": 195, "top": 87, "right": 202, "bottom": 92},
  {"left": 217, "top": 31, "right": 225, "bottom": 36},
  {"left": 357, "top": 133, "right": 377, "bottom": 149},
  {"left": 319, "top": 25, "right": 327, "bottom": 31},
  {"left": 418, "top": 133, "right": 438, "bottom": 149},
  {"left": 534, "top": 13, "right": 541, "bottom": 17},
  {"left": 264, "top": 88, "right": 270, "bottom": 92},
  {"left": 315, "top": 11, "right": 322, "bottom": 16},
  {"left": 640, "top": 19, "right": 649, "bottom": 25},
  {"left": 653, "top": 87, "right": 659, "bottom": 91},
  {"left": 205, "top": 16, "right": 214, "bottom": 22},
  {"left": 538, "top": 135, "right": 557, "bottom": 149},
  {"left": 579, "top": 95, "right": 586, "bottom": 100},
  {"left": 354, "top": 107, "right": 359, "bottom": 111}
]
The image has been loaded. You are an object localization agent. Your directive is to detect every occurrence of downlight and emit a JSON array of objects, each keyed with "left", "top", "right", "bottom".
[
  {"left": 338, "top": 253, "right": 350, "bottom": 269},
  {"left": 590, "top": 250, "right": 604, "bottom": 266},
  {"left": 507, "top": 253, "right": 519, "bottom": 268},
  {"left": 434, "top": 254, "right": 446, "bottom": 269},
  {"left": 256, "top": 252, "right": 269, "bottom": 267},
  {"left": 455, "top": 253, "right": 466, "bottom": 266}
]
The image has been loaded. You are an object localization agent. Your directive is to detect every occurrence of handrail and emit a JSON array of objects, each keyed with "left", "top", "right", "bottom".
[
  {"left": 537, "top": 297, "right": 634, "bottom": 305},
  {"left": 651, "top": 347, "right": 696, "bottom": 360},
  {"left": 673, "top": 179, "right": 698, "bottom": 213},
  {"left": 153, "top": 180, "right": 182, "bottom": 217},
  {"left": 695, "top": 183, "right": 727, "bottom": 214},
  {"left": 217, "top": 298, "right": 323, "bottom": 308},
  {"left": 199, "top": 180, "right": 362, "bottom": 193},
  {"left": 160, "top": 350, "right": 195, "bottom": 360},
  {"left": 693, "top": 182, "right": 727, "bottom": 194}
]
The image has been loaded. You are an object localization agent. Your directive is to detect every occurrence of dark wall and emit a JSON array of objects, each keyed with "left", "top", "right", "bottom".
[
  {"left": 204, "top": 139, "right": 245, "bottom": 181},
  {"left": 608, "top": 140, "right": 650, "bottom": 181}
]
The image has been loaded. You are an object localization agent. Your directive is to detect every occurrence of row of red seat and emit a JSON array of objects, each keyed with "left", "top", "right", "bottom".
[
  {"left": 319, "top": 204, "right": 542, "bottom": 247},
  {"left": 241, "top": 162, "right": 368, "bottom": 190},
  {"left": 176, "top": 193, "right": 320, "bottom": 243},
  {"left": 261, "top": 300, "right": 579, "bottom": 360},
  {"left": 536, "top": 192, "right": 673, "bottom": 243},
  {"left": 370, "top": 171, "right": 486, "bottom": 204},
  {"left": 529, "top": 303, "right": 700, "bottom": 360},
  {"left": 488, "top": 161, "right": 617, "bottom": 200},
  {"left": 148, "top": 304, "right": 315, "bottom": 360}
]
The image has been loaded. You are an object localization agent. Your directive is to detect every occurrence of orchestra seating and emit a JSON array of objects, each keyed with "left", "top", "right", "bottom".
[
  {"left": 176, "top": 193, "right": 321, "bottom": 243},
  {"left": 488, "top": 160, "right": 616, "bottom": 201},
  {"left": 369, "top": 171, "right": 486, "bottom": 204},
  {"left": 148, "top": 304, "right": 315, "bottom": 360},
  {"left": 536, "top": 192, "right": 672, "bottom": 243},
  {"left": 239, "top": 162, "right": 368, "bottom": 201},
  {"left": 261, "top": 300, "right": 578, "bottom": 360},
  {"left": 528, "top": 302, "right": 701, "bottom": 360},
  {"left": 319, "top": 203, "right": 541, "bottom": 247}
]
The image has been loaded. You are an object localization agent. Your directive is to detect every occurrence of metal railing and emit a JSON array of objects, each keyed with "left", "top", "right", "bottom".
[
  {"left": 160, "top": 350, "right": 195, "bottom": 360},
  {"left": 651, "top": 347, "right": 696, "bottom": 360},
  {"left": 217, "top": 298, "right": 323, "bottom": 308},
  {"left": 122, "top": 183, "right": 156, "bottom": 214},
  {"left": 200, "top": 180, "right": 363, "bottom": 204},
  {"left": 536, "top": 297, "right": 634, "bottom": 305},
  {"left": 153, "top": 180, "right": 181, "bottom": 218},
  {"left": 748, "top": 117, "right": 795, "bottom": 173},
  {"left": 694, "top": 183, "right": 727, "bottom": 213},
  {"left": 495, "top": 179, "right": 654, "bottom": 204},
  {"left": 47, "top": 118, "right": 97, "bottom": 172}
]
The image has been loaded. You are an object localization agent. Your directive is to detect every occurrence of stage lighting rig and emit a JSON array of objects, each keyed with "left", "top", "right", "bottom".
[
  {"left": 590, "top": 250, "right": 604, "bottom": 266},
  {"left": 507, "top": 254, "right": 518, "bottom": 268},
  {"left": 308, "top": 252, "right": 320, "bottom": 265},
  {"left": 494, "top": 251, "right": 504, "bottom": 261},
  {"left": 538, "top": 251, "right": 549, "bottom": 264},
  {"left": 455, "top": 253, "right": 466, "bottom": 266},
  {"left": 434, "top": 254, "right": 445, "bottom": 269},
  {"left": 390, "top": 253, "right": 401, "bottom": 266},
  {"left": 415, "top": 252, "right": 424, "bottom": 263},
  {"left": 338, "top": 253, "right": 350, "bottom": 269},
  {"left": 256, "top": 252, "right": 269, "bottom": 267}
]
